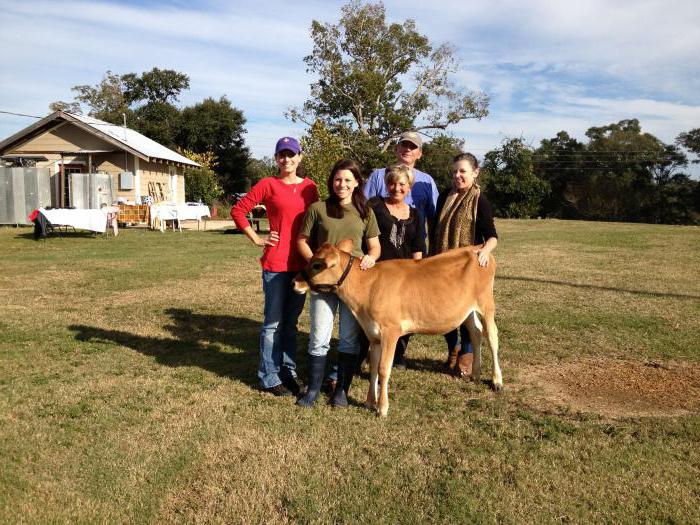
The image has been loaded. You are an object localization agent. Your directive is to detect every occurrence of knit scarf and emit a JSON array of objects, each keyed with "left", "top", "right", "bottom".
[{"left": 434, "top": 184, "right": 480, "bottom": 254}]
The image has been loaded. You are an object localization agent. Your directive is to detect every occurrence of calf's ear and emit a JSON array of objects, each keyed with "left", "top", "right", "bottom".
[{"left": 336, "top": 239, "right": 354, "bottom": 254}]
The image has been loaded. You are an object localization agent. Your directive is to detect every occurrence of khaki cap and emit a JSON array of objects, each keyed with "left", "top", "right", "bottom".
[{"left": 397, "top": 131, "right": 422, "bottom": 148}]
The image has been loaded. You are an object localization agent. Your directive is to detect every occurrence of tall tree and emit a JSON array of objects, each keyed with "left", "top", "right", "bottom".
[
  {"left": 246, "top": 157, "right": 277, "bottom": 188},
  {"left": 583, "top": 119, "right": 665, "bottom": 221},
  {"left": 676, "top": 128, "right": 700, "bottom": 163},
  {"left": 48, "top": 100, "right": 82, "bottom": 114},
  {"left": 300, "top": 120, "right": 347, "bottom": 198},
  {"left": 649, "top": 144, "right": 688, "bottom": 184},
  {"left": 52, "top": 70, "right": 131, "bottom": 124},
  {"left": 178, "top": 97, "right": 250, "bottom": 194},
  {"left": 645, "top": 143, "right": 694, "bottom": 224},
  {"left": 132, "top": 101, "right": 181, "bottom": 149},
  {"left": 288, "top": 0, "right": 488, "bottom": 165},
  {"left": 533, "top": 131, "right": 586, "bottom": 218},
  {"left": 649, "top": 173, "right": 698, "bottom": 224},
  {"left": 121, "top": 68, "right": 190, "bottom": 105},
  {"left": 49, "top": 68, "right": 190, "bottom": 129},
  {"left": 417, "top": 134, "right": 465, "bottom": 192},
  {"left": 482, "top": 138, "right": 549, "bottom": 218}
]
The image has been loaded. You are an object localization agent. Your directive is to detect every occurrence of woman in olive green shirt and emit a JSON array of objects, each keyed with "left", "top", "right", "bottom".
[{"left": 296, "top": 159, "right": 380, "bottom": 408}]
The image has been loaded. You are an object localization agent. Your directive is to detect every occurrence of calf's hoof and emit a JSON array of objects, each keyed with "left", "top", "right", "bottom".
[{"left": 492, "top": 382, "right": 503, "bottom": 392}]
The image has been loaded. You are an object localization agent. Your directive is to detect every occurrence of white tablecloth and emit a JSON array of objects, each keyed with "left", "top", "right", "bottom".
[
  {"left": 150, "top": 203, "right": 210, "bottom": 221},
  {"left": 149, "top": 203, "right": 211, "bottom": 231},
  {"left": 39, "top": 208, "right": 113, "bottom": 233}
]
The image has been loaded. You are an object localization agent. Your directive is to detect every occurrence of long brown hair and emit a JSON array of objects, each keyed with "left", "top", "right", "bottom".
[{"left": 325, "top": 159, "right": 369, "bottom": 220}]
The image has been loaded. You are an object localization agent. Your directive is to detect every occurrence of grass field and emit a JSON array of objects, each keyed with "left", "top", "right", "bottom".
[{"left": 1, "top": 220, "right": 699, "bottom": 523}]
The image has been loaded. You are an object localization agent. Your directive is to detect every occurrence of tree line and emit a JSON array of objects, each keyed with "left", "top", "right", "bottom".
[
  {"left": 478, "top": 121, "right": 700, "bottom": 224},
  {"left": 406, "top": 121, "right": 700, "bottom": 225},
  {"left": 50, "top": 1, "right": 699, "bottom": 224}
]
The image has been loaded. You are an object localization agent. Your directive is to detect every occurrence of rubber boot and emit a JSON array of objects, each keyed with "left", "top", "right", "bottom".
[
  {"left": 296, "top": 355, "right": 326, "bottom": 408},
  {"left": 445, "top": 346, "right": 460, "bottom": 374},
  {"left": 393, "top": 335, "right": 409, "bottom": 370},
  {"left": 330, "top": 352, "right": 358, "bottom": 408},
  {"left": 356, "top": 334, "right": 370, "bottom": 374},
  {"left": 455, "top": 352, "right": 473, "bottom": 379}
]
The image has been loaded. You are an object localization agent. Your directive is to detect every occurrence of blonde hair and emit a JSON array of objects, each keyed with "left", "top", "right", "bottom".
[{"left": 384, "top": 164, "right": 414, "bottom": 188}]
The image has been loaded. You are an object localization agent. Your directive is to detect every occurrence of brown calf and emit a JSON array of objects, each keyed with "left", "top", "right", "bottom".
[{"left": 294, "top": 239, "right": 502, "bottom": 417}]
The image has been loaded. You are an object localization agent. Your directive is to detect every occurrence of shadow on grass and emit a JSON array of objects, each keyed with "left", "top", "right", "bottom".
[
  {"left": 400, "top": 356, "right": 445, "bottom": 376},
  {"left": 16, "top": 230, "right": 104, "bottom": 240},
  {"left": 69, "top": 308, "right": 309, "bottom": 388},
  {"left": 395, "top": 355, "right": 502, "bottom": 390},
  {"left": 498, "top": 274, "right": 700, "bottom": 300}
]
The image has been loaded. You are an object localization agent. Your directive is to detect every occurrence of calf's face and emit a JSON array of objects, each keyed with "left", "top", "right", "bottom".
[{"left": 293, "top": 243, "right": 348, "bottom": 294}]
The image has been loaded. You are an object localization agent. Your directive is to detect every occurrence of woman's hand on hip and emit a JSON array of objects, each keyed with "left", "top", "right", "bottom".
[{"left": 256, "top": 230, "right": 279, "bottom": 247}]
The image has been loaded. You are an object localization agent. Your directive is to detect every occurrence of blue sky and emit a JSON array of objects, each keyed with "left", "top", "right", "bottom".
[{"left": 1, "top": 0, "right": 699, "bottom": 173}]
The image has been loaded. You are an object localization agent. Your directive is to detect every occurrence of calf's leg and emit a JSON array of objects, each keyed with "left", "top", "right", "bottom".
[
  {"left": 377, "top": 330, "right": 400, "bottom": 418},
  {"left": 366, "top": 340, "right": 381, "bottom": 409},
  {"left": 484, "top": 314, "right": 502, "bottom": 391},
  {"left": 465, "top": 312, "right": 483, "bottom": 382}
]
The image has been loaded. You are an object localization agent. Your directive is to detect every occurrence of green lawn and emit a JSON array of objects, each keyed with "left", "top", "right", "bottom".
[{"left": 1, "top": 220, "right": 699, "bottom": 523}]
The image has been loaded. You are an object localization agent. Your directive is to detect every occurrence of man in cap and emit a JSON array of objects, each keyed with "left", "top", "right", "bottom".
[
  {"left": 362, "top": 131, "right": 439, "bottom": 369},
  {"left": 364, "top": 131, "right": 439, "bottom": 243}
]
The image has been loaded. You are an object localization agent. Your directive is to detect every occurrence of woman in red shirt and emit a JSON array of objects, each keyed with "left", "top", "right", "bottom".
[{"left": 231, "top": 137, "right": 318, "bottom": 396}]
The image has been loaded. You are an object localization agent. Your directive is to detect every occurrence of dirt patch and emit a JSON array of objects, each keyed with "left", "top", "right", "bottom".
[{"left": 519, "top": 357, "right": 700, "bottom": 418}]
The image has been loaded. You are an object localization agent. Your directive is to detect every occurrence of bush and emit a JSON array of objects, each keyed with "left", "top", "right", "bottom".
[
  {"left": 184, "top": 167, "right": 223, "bottom": 206},
  {"left": 210, "top": 199, "right": 233, "bottom": 220}
]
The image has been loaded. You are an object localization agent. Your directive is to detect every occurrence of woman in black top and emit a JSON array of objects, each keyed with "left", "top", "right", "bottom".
[
  {"left": 430, "top": 152, "right": 498, "bottom": 379},
  {"left": 370, "top": 164, "right": 426, "bottom": 261},
  {"left": 365, "top": 164, "right": 425, "bottom": 369}
]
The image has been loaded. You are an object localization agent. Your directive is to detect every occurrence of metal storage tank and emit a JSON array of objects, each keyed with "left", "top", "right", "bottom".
[
  {"left": 0, "top": 167, "right": 51, "bottom": 225},
  {"left": 69, "top": 172, "right": 114, "bottom": 209}
]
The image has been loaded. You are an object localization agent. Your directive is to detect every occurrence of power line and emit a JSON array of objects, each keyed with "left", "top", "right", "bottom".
[{"left": 0, "top": 110, "right": 43, "bottom": 119}]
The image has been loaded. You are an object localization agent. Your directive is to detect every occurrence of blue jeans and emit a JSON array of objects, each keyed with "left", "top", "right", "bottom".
[
  {"left": 445, "top": 325, "right": 473, "bottom": 356},
  {"left": 259, "top": 270, "right": 306, "bottom": 389},
  {"left": 308, "top": 292, "right": 362, "bottom": 357}
]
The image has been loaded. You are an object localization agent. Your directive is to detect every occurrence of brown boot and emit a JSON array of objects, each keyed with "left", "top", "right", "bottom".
[
  {"left": 455, "top": 352, "right": 473, "bottom": 380},
  {"left": 444, "top": 346, "right": 460, "bottom": 374}
]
